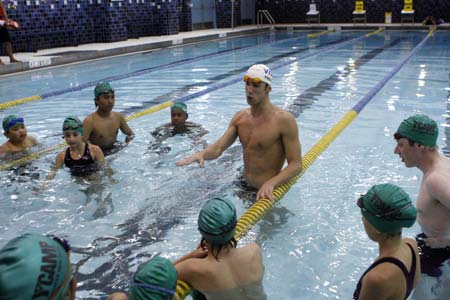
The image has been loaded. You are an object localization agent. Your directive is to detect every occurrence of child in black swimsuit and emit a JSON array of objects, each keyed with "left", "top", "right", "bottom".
[
  {"left": 45, "top": 116, "right": 105, "bottom": 181},
  {"left": 354, "top": 183, "right": 420, "bottom": 300}
]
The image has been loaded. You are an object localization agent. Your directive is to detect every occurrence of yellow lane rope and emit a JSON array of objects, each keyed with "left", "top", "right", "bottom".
[
  {"left": 365, "top": 27, "right": 384, "bottom": 38},
  {"left": 175, "top": 110, "right": 358, "bottom": 299},
  {"left": 0, "top": 95, "right": 42, "bottom": 110},
  {"left": 307, "top": 30, "right": 334, "bottom": 38},
  {"left": 0, "top": 142, "right": 67, "bottom": 171}
]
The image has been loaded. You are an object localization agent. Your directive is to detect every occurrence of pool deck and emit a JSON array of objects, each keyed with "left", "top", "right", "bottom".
[{"left": 0, "top": 23, "right": 448, "bottom": 76}]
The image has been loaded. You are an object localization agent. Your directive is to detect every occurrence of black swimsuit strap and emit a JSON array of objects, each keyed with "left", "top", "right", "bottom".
[{"left": 353, "top": 243, "right": 417, "bottom": 300}]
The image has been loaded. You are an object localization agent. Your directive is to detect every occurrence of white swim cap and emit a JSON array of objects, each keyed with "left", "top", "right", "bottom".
[{"left": 245, "top": 64, "right": 272, "bottom": 86}]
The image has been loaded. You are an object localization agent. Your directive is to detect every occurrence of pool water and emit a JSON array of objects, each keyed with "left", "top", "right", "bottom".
[{"left": 1, "top": 29, "right": 449, "bottom": 299}]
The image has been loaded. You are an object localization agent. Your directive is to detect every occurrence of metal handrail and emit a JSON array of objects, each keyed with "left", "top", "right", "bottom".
[{"left": 257, "top": 9, "right": 275, "bottom": 27}]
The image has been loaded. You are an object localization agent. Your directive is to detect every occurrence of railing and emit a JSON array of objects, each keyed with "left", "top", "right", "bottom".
[{"left": 257, "top": 10, "right": 275, "bottom": 27}]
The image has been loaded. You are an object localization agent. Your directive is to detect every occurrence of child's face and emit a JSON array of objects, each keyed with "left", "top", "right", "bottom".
[
  {"left": 95, "top": 92, "right": 115, "bottom": 111},
  {"left": 5, "top": 124, "right": 27, "bottom": 142},
  {"left": 63, "top": 131, "right": 83, "bottom": 146},
  {"left": 171, "top": 110, "right": 187, "bottom": 126}
]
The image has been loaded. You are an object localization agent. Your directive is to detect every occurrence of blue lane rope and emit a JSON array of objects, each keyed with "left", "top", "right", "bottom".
[{"left": 353, "top": 30, "right": 434, "bottom": 113}]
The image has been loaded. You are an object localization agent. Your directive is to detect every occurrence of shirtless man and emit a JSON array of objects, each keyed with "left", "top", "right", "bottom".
[
  {"left": 0, "top": 115, "right": 38, "bottom": 158},
  {"left": 177, "top": 64, "right": 302, "bottom": 201},
  {"left": 394, "top": 114, "right": 450, "bottom": 300},
  {"left": 83, "top": 81, "right": 134, "bottom": 153}
]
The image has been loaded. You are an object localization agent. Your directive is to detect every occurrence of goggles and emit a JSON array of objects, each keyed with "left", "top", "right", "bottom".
[
  {"left": 130, "top": 282, "right": 176, "bottom": 299},
  {"left": 47, "top": 235, "right": 76, "bottom": 300},
  {"left": 63, "top": 124, "right": 82, "bottom": 131},
  {"left": 4, "top": 117, "right": 24, "bottom": 130},
  {"left": 243, "top": 75, "right": 263, "bottom": 87},
  {"left": 357, "top": 194, "right": 413, "bottom": 221},
  {"left": 393, "top": 132, "right": 406, "bottom": 140},
  {"left": 131, "top": 270, "right": 176, "bottom": 300}
]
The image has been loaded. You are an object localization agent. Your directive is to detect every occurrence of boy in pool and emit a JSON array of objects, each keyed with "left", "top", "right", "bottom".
[
  {"left": 152, "top": 102, "right": 207, "bottom": 138},
  {"left": 149, "top": 102, "right": 208, "bottom": 153},
  {"left": 83, "top": 81, "right": 134, "bottom": 154},
  {"left": 0, "top": 114, "right": 38, "bottom": 158},
  {"left": 174, "top": 197, "right": 267, "bottom": 300},
  {"left": 46, "top": 116, "right": 104, "bottom": 180}
]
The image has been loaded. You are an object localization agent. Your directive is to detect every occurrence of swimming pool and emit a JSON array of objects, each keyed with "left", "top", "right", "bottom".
[{"left": 1, "top": 29, "right": 449, "bottom": 299}]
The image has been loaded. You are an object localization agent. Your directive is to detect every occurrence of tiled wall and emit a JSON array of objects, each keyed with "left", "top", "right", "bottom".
[
  {"left": 257, "top": 0, "right": 450, "bottom": 24},
  {"left": 215, "top": 0, "right": 241, "bottom": 28},
  {"left": 2, "top": 0, "right": 449, "bottom": 55},
  {"left": 2, "top": 0, "right": 188, "bottom": 54}
]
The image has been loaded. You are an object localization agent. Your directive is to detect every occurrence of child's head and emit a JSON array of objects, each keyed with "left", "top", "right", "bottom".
[
  {"left": 94, "top": 81, "right": 115, "bottom": 109},
  {"left": 170, "top": 102, "right": 188, "bottom": 126},
  {"left": 62, "top": 116, "right": 83, "bottom": 145},
  {"left": 0, "top": 233, "right": 76, "bottom": 300},
  {"left": 3, "top": 115, "right": 27, "bottom": 141},
  {"left": 130, "top": 256, "right": 177, "bottom": 300}
]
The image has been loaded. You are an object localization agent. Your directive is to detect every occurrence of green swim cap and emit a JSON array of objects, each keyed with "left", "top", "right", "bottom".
[
  {"left": 171, "top": 102, "right": 187, "bottom": 113},
  {"left": 198, "top": 198, "right": 237, "bottom": 245},
  {"left": 358, "top": 183, "right": 417, "bottom": 235},
  {"left": 0, "top": 233, "right": 71, "bottom": 300},
  {"left": 94, "top": 81, "right": 114, "bottom": 98},
  {"left": 62, "top": 116, "right": 83, "bottom": 135},
  {"left": 2, "top": 115, "right": 24, "bottom": 132},
  {"left": 396, "top": 114, "right": 438, "bottom": 147},
  {"left": 130, "top": 256, "right": 177, "bottom": 300}
]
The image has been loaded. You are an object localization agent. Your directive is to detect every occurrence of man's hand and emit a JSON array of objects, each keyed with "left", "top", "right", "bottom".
[
  {"left": 256, "top": 181, "right": 275, "bottom": 203},
  {"left": 176, "top": 152, "right": 205, "bottom": 167}
]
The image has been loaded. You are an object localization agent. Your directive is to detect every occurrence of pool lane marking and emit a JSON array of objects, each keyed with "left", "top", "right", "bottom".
[
  {"left": 0, "top": 32, "right": 322, "bottom": 110},
  {"left": 307, "top": 30, "right": 334, "bottom": 38},
  {"left": 174, "top": 28, "right": 435, "bottom": 299},
  {"left": 365, "top": 27, "right": 384, "bottom": 37},
  {"left": 288, "top": 37, "right": 404, "bottom": 117},
  {"left": 0, "top": 32, "right": 373, "bottom": 171},
  {"left": 0, "top": 95, "right": 42, "bottom": 110},
  {"left": 118, "top": 35, "right": 358, "bottom": 117}
]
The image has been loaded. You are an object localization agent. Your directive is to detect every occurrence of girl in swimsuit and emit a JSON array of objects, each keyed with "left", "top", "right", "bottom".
[
  {"left": 45, "top": 116, "right": 104, "bottom": 182},
  {"left": 354, "top": 183, "right": 421, "bottom": 300}
]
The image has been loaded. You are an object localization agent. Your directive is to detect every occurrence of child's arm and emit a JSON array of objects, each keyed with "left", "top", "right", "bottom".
[{"left": 118, "top": 113, "right": 134, "bottom": 143}]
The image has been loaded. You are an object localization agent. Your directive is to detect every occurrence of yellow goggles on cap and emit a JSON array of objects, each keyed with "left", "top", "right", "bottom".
[{"left": 243, "top": 75, "right": 263, "bottom": 87}]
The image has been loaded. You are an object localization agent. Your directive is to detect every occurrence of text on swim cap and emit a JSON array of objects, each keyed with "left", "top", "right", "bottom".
[
  {"left": 412, "top": 121, "right": 436, "bottom": 133},
  {"left": 32, "top": 241, "right": 59, "bottom": 299}
]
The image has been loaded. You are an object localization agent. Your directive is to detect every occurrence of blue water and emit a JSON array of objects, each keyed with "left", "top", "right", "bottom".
[{"left": 1, "top": 29, "right": 449, "bottom": 299}]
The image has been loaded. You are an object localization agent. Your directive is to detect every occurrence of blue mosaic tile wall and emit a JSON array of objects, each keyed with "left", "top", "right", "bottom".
[
  {"left": 2, "top": 0, "right": 449, "bottom": 55},
  {"left": 215, "top": 0, "right": 241, "bottom": 28},
  {"left": 257, "top": 0, "right": 450, "bottom": 24},
  {"left": 1, "top": 0, "right": 188, "bottom": 54}
]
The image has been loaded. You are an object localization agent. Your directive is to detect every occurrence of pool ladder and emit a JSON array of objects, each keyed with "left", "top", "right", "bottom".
[{"left": 257, "top": 10, "right": 275, "bottom": 28}]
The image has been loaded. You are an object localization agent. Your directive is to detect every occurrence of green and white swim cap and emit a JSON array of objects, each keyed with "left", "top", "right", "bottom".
[
  {"left": 198, "top": 198, "right": 237, "bottom": 245},
  {"left": 130, "top": 256, "right": 177, "bottom": 300},
  {"left": 94, "top": 81, "right": 114, "bottom": 98},
  {"left": 171, "top": 102, "right": 187, "bottom": 113},
  {"left": 62, "top": 116, "right": 83, "bottom": 135},
  {"left": 358, "top": 183, "right": 417, "bottom": 235},
  {"left": 395, "top": 114, "right": 438, "bottom": 147},
  {"left": 0, "top": 233, "right": 72, "bottom": 300}
]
